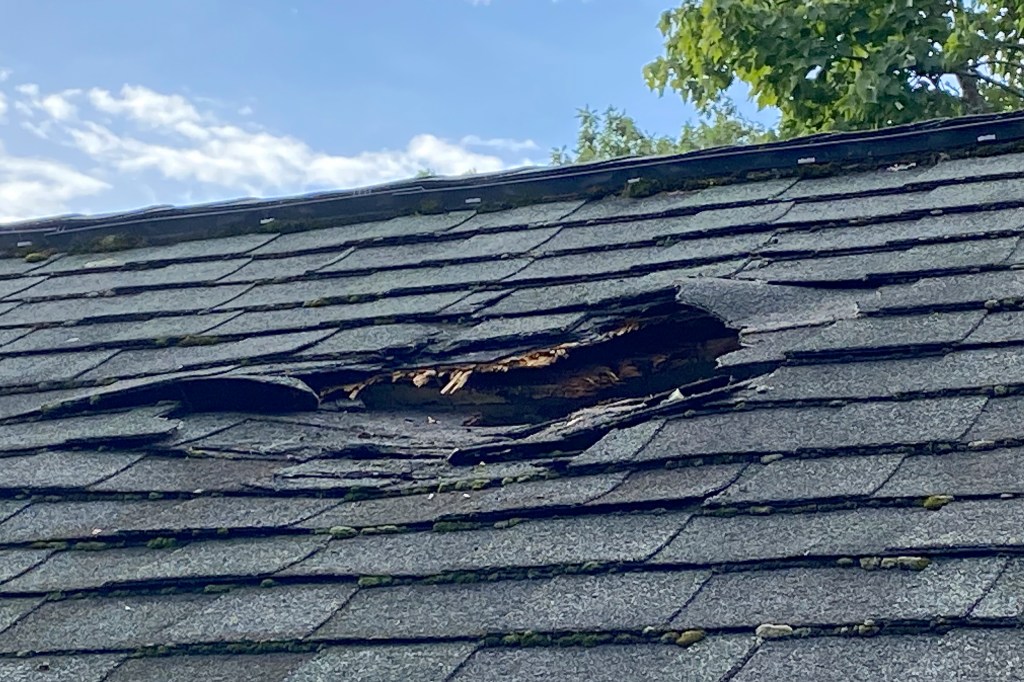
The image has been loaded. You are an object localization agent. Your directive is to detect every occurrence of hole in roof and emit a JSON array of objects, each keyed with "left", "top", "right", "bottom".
[{"left": 305, "top": 303, "right": 740, "bottom": 427}]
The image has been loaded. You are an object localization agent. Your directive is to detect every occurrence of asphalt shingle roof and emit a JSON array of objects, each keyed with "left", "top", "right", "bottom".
[{"left": 2, "top": 117, "right": 1024, "bottom": 679}]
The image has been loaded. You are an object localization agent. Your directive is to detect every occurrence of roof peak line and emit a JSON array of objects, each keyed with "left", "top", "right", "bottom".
[{"left": 5, "top": 112, "right": 1024, "bottom": 256}]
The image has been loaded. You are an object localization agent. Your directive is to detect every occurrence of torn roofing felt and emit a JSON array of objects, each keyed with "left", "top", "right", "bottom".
[{"left": 3, "top": 114, "right": 1024, "bottom": 680}]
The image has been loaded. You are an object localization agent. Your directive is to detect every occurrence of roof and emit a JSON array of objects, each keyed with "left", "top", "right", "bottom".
[{"left": 2, "top": 113, "right": 1024, "bottom": 680}]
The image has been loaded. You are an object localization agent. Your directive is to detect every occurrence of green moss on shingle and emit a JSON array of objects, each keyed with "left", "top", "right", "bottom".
[{"left": 922, "top": 494, "right": 954, "bottom": 510}]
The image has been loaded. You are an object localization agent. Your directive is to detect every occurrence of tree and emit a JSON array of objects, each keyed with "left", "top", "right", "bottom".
[
  {"left": 551, "top": 98, "right": 776, "bottom": 165},
  {"left": 644, "top": 0, "right": 1024, "bottom": 136}
]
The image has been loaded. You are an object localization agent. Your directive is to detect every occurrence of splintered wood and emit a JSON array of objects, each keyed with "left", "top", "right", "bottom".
[{"left": 319, "top": 311, "right": 740, "bottom": 426}]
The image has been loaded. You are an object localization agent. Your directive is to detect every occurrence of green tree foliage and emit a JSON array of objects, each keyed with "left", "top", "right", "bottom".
[
  {"left": 644, "top": 0, "right": 1024, "bottom": 136},
  {"left": 551, "top": 99, "right": 776, "bottom": 164}
]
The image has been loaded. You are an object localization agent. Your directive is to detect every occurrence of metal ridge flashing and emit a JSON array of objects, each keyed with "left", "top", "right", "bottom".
[{"left": 5, "top": 110, "right": 1024, "bottom": 252}]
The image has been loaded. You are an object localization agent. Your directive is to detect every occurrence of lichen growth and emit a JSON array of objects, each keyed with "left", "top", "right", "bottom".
[
  {"left": 675, "top": 629, "right": 706, "bottom": 647},
  {"left": 432, "top": 520, "right": 481, "bottom": 533},
  {"left": 357, "top": 575, "right": 393, "bottom": 587},
  {"left": 146, "top": 537, "right": 178, "bottom": 550},
  {"left": 303, "top": 298, "right": 328, "bottom": 308},
  {"left": 360, "top": 525, "right": 403, "bottom": 535},
  {"left": 922, "top": 494, "right": 954, "bottom": 510},
  {"left": 23, "top": 251, "right": 53, "bottom": 263},
  {"left": 202, "top": 584, "right": 232, "bottom": 594},
  {"left": 177, "top": 335, "right": 222, "bottom": 347},
  {"left": 327, "top": 526, "right": 358, "bottom": 539},
  {"left": 755, "top": 623, "right": 794, "bottom": 639}
]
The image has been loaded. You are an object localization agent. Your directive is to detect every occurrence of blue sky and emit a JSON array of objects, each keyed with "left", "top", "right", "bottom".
[{"left": 0, "top": 0, "right": 771, "bottom": 223}]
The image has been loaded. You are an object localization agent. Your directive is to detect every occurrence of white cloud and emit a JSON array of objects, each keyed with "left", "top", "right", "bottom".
[
  {"left": 0, "top": 92, "right": 6, "bottom": 119},
  {"left": 460, "top": 134, "right": 538, "bottom": 152},
  {"left": 0, "top": 82, "right": 535, "bottom": 222},
  {"left": 0, "top": 142, "right": 109, "bottom": 223},
  {"left": 0, "top": 69, "right": 11, "bottom": 83}
]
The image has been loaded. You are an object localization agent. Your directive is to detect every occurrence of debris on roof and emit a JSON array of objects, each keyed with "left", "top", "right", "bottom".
[{"left": 2, "top": 113, "right": 1024, "bottom": 678}]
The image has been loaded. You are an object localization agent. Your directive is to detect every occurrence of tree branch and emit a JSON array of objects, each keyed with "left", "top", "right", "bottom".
[{"left": 959, "top": 67, "right": 1024, "bottom": 101}]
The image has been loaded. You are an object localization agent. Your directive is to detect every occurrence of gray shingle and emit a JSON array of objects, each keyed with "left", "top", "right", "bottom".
[
  {"left": 296, "top": 492, "right": 460, "bottom": 530},
  {"left": 0, "top": 284, "right": 251, "bottom": 326},
  {"left": 227, "top": 259, "right": 527, "bottom": 308},
  {"left": 0, "top": 594, "right": 207, "bottom": 653},
  {"left": 0, "top": 655, "right": 124, "bottom": 682},
  {"left": 566, "top": 191, "right": 705, "bottom": 223},
  {"left": 208, "top": 290, "right": 467, "bottom": 336},
  {"left": 892, "top": 498, "right": 1024, "bottom": 550},
  {"left": 0, "top": 549, "right": 52, "bottom": 585},
  {"left": 286, "top": 512, "right": 688, "bottom": 577},
  {"left": 779, "top": 166, "right": 928, "bottom": 201},
  {"left": 6, "top": 536, "right": 327, "bottom": 593},
  {"left": 451, "top": 200, "right": 584, "bottom": 232},
  {"left": 964, "top": 395, "right": 1024, "bottom": 443},
  {"left": 588, "top": 464, "right": 744, "bottom": 506},
  {"left": 218, "top": 250, "right": 350, "bottom": 282},
  {"left": 708, "top": 454, "right": 903, "bottom": 505},
  {"left": 160, "top": 584, "right": 354, "bottom": 643},
  {"left": 451, "top": 639, "right": 755, "bottom": 682},
  {"left": 105, "top": 654, "right": 311, "bottom": 682},
  {"left": 315, "top": 579, "right": 539, "bottom": 639},
  {"left": 0, "top": 501, "right": 28, "bottom": 525},
  {"left": 765, "top": 208, "right": 1024, "bottom": 254},
  {"left": 966, "top": 310, "right": 1024, "bottom": 344},
  {"left": 77, "top": 328, "right": 333, "bottom": 381},
  {"left": 877, "top": 448, "right": 1024, "bottom": 498},
  {"left": 928, "top": 176, "right": 1024, "bottom": 209},
  {"left": 480, "top": 266, "right": 712, "bottom": 317},
  {"left": 2, "top": 547, "right": 167, "bottom": 593},
  {"left": 0, "top": 388, "right": 83, "bottom": 421},
  {"left": 739, "top": 237, "right": 1018, "bottom": 283},
  {"left": 441, "top": 474, "right": 625, "bottom": 517},
  {"left": 16, "top": 259, "right": 249, "bottom": 299},
  {"left": 972, "top": 558, "right": 1024, "bottom": 618},
  {"left": 672, "top": 276, "right": 865, "bottom": 332},
  {"left": 323, "top": 228, "right": 558, "bottom": 274},
  {"left": 675, "top": 558, "right": 1004, "bottom": 628},
  {"left": 509, "top": 232, "right": 770, "bottom": 282},
  {"left": 0, "top": 451, "right": 142, "bottom": 489},
  {"left": 917, "top": 153, "right": 1024, "bottom": 183},
  {"left": 861, "top": 269, "right": 1024, "bottom": 314},
  {"left": 124, "top": 536, "right": 327, "bottom": 583},
  {"left": 297, "top": 323, "right": 444, "bottom": 358},
  {"left": 717, "top": 326, "right": 824, "bottom": 369},
  {"left": 89, "top": 455, "right": 281, "bottom": 493},
  {"left": 786, "top": 310, "right": 985, "bottom": 355},
  {"left": 507, "top": 570, "right": 709, "bottom": 631},
  {"left": 778, "top": 191, "right": 924, "bottom": 224},
  {"left": 678, "top": 179, "right": 797, "bottom": 208},
  {"left": 36, "top": 234, "right": 274, "bottom": 273},
  {"left": 653, "top": 506, "right": 923, "bottom": 565},
  {"left": 442, "top": 312, "right": 585, "bottom": 350},
  {"left": 909, "top": 629, "right": 1024, "bottom": 681},
  {"left": 570, "top": 420, "right": 664, "bottom": 467},
  {"left": 0, "top": 326, "right": 30, "bottom": 349},
  {"left": 127, "top": 495, "right": 337, "bottom": 532},
  {"left": 751, "top": 347, "right": 1024, "bottom": 401},
  {"left": 0, "top": 499, "right": 177, "bottom": 543},
  {"left": 638, "top": 398, "right": 985, "bottom": 460},
  {"left": 0, "top": 598, "right": 40, "bottom": 636},
  {"left": 730, "top": 635, "right": 939, "bottom": 682},
  {"left": 0, "top": 409, "right": 181, "bottom": 455},
  {"left": 0, "top": 276, "right": 47, "bottom": 301},
  {"left": 251, "top": 212, "right": 474, "bottom": 256},
  {"left": 285, "top": 643, "right": 476, "bottom": 682},
  {"left": 1, "top": 312, "right": 237, "bottom": 354},
  {"left": 539, "top": 204, "right": 790, "bottom": 254},
  {"left": 0, "top": 349, "right": 119, "bottom": 389}
]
